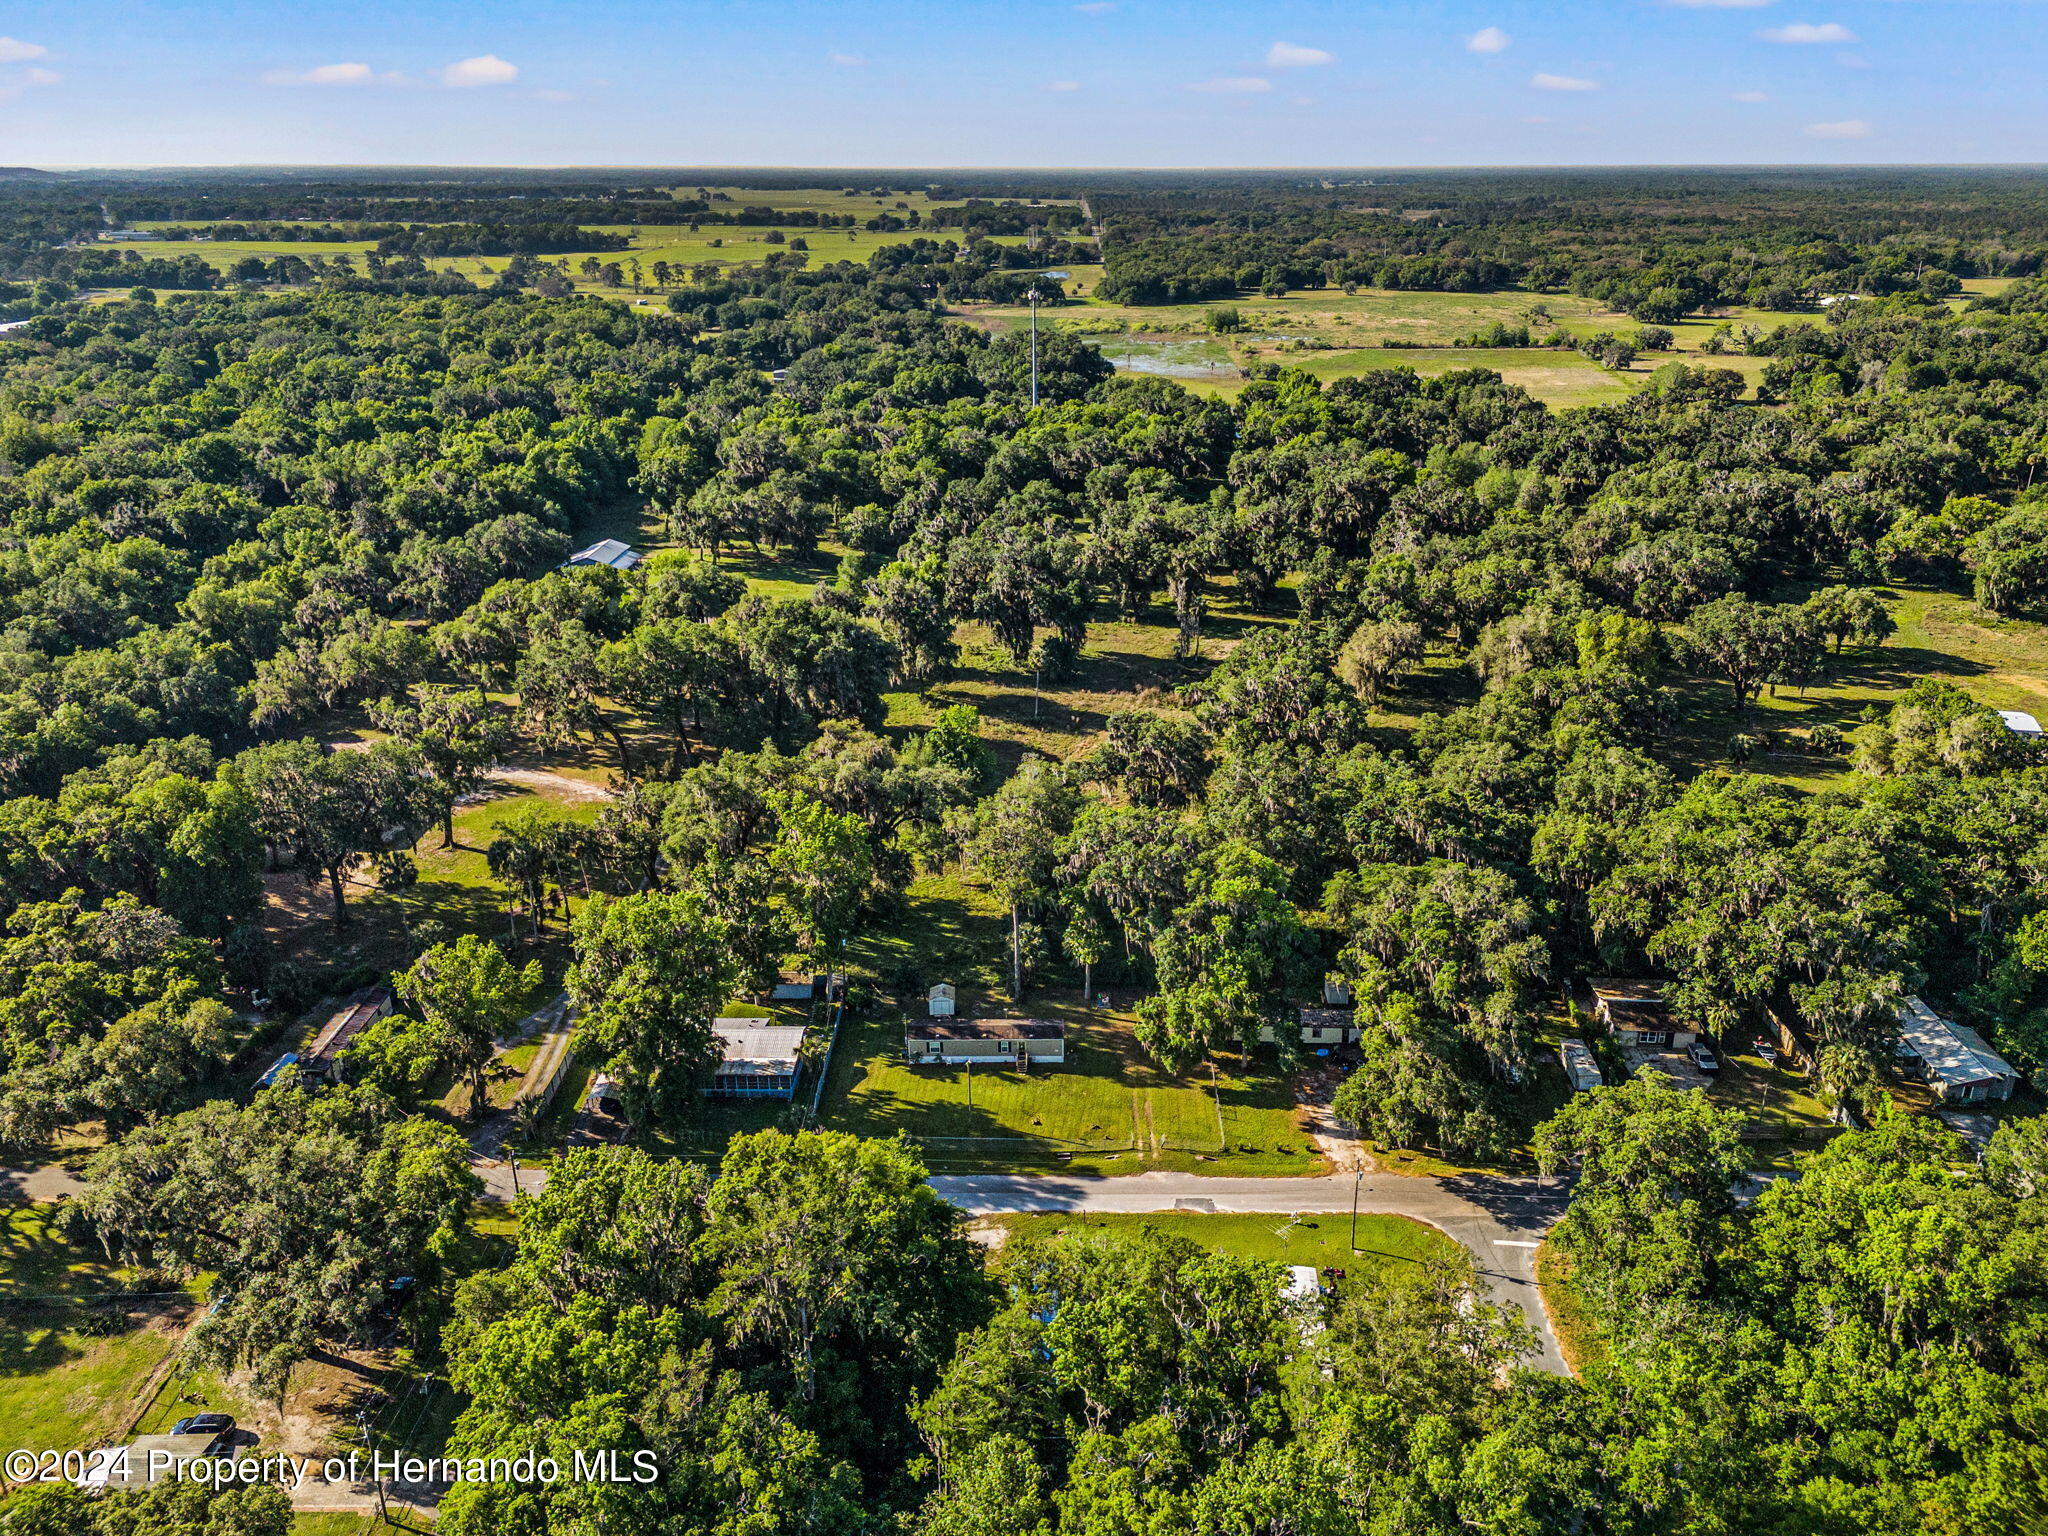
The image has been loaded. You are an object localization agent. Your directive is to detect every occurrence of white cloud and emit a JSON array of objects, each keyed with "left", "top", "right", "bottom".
[
  {"left": 262, "top": 61, "right": 402, "bottom": 87},
  {"left": 0, "top": 38, "right": 48, "bottom": 64},
  {"left": 1466, "top": 26, "right": 1511, "bottom": 54},
  {"left": 1531, "top": 72, "right": 1598, "bottom": 91},
  {"left": 23, "top": 68, "right": 59, "bottom": 86},
  {"left": 1760, "top": 21, "right": 1854, "bottom": 43},
  {"left": 1807, "top": 118, "right": 1871, "bottom": 138},
  {"left": 1266, "top": 41, "right": 1334, "bottom": 68},
  {"left": 440, "top": 54, "right": 519, "bottom": 87},
  {"left": 827, "top": 52, "right": 868, "bottom": 67},
  {"left": 1731, "top": 88, "right": 1770, "bottom": 101},
  {"left": 1187, "top": 75, "right": 1272, "bottom": 93},
  {"left": 1045, "top": 79, "right": 1082, "bottom": 92}
]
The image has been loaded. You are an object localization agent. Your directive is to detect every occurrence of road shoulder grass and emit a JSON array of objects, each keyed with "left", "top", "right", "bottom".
[{"left": 988, "top": 1209, "right": 1458, "bottom": 1280}]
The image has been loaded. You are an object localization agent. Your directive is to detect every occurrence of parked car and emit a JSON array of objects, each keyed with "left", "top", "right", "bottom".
[
  {"left": 1687, "top": 1041, "right": 1721, "bottom": 1073},
  {"left": 171, "top": 1413, "right": 234, "bottom": 1437},
  {"left": 1752, "top": 1037, "right": 1779, "bottom": 1065}
]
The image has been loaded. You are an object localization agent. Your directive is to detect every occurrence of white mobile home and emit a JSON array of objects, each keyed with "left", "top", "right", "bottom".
[{"left": 905, "top": 1019, "right": 1066, "bottom": 1065}]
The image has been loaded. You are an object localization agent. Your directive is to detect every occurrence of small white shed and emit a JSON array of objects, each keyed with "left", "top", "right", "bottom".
[{"left": 927, "top": 982, "right": 957, "bottom": 1018}]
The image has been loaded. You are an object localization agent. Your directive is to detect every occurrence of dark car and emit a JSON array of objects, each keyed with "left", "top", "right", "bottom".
[{"left": 171, "top": 1413, "right": 234, "bottom": 1437}]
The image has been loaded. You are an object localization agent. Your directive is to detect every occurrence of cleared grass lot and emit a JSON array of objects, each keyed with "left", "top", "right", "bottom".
[{"left": 827, "top": 873, "right": 1317, "bottom": 1176}]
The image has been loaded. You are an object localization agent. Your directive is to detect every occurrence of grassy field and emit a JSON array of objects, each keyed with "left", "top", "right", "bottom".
[
  {"left": 258, "top": 771, "right": 607, "bottom": 996},
  {"left": 648, "top": 186, "right": 1078, "bottom": 217},
  {"left": 714, "top": 535, "right": 1279, "bottom": 769},
  {"left": 989, "top": 1210, "right": 1458, "bottom": 1279},
  {"left": 1661, "top": 582, "right": 2048, "bottom": 790},
  {"left": 0, "top": 1207, "right": 198, "bottom": 1453},
  {"left": 972, "top": 281, "right": 1841, "bottom": 409},
  {"left": 985, "top": 284, "right": 1614, "bottom": 345},
  {"left": 827, "top": 872, "right": 1318, "bottom": 1176},
  {"left": 1287, "top": 346, "right": 1637, "bottom": 408},
  {"left": 106, "top": 220, "right": 1032, "bottom": 301}
]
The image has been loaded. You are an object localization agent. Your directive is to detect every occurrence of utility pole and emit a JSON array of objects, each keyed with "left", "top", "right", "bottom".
[
  {"left": 358, "top": 1410, "right": 389, "bottom": 1523},
  {"left": 1350, "top": 1166, "right": 1365, "bottom": 1252},
  {"left": 1026, "top": 286, "right": 1043, "bottom": 407}
]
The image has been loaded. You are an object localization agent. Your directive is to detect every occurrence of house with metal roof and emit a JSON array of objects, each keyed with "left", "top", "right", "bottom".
[
  {"left": 1998, "top": 709, "right": 2044, "bottom": 736},
  {"left": 300, "top": 986, "right": 392, "bottom": 1086},
  {"left": 1895, "top": 997, "right": 2017, "bottom": 1104},
  {"left": 708, "top": 1019, "right": 808, "bottom": 1098},
  {"left": 563, "top": 538, "right": 642, "bottom": 571},
  {"left": 904, "top": 1019, "right": 1066, "bottom": 1065}
]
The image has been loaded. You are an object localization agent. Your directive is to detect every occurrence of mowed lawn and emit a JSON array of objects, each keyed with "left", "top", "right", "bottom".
[
  {"left": 829, "top": 874, "right": 1319, "bottom": 1176},
  {"left": 0, "top": 1207, "right": 196, "bottom": 1453},
  {"left": 991, "top": 1210, "right": 1459, "bottom": 1280}
]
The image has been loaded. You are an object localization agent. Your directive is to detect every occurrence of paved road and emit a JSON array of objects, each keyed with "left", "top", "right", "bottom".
[
  {"left": 2, "top": 1157, "right": 1573, "bottom": 1371},
  {"left": 932, "top": 1169, "right": 1572, "bottom": 1374}
]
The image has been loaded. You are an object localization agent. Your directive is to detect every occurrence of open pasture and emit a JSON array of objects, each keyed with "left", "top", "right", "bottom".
[
  {"left": 98, "top": 220, "right": 1034, "bottom": 298},
  {"left": 977, "top": 281, "right": 1826, "bottom": 407}
]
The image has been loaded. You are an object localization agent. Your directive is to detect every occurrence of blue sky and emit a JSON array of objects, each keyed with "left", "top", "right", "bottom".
[{"left": 0, "top": 0, "right": 2042, "bottom": 167}]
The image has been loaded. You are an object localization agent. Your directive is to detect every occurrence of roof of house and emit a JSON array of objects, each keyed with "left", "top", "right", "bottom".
[
  {"left": 1897, "top": 997, "right": 2017, "bottom": 1090},
  {"left": 2000, "top": 709, "right": 2044, "bottom": 735},
  {"left": 303, "top": 986, "right": 390, "bottom": 1064},
  {"left": 711, "top": 1020, "right": 808, "bottom": 1076},
  {"left": 906, "top": 1019, "right": 1065, "bottom": 1042},
  {"left": 1588, "top": 977, "right": 1672, "bottom": 1029},
  {"left": 564, "top": 538, "right": 642, "bottom": 570},
  {"left": 1297, "top": 1007, "right": 1353, "bottom": 1031}
]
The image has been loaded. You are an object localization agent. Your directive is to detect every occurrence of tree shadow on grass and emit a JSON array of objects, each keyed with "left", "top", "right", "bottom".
[{"left": 0, "top": 1312, "right": 97, "bottom": 1376}]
